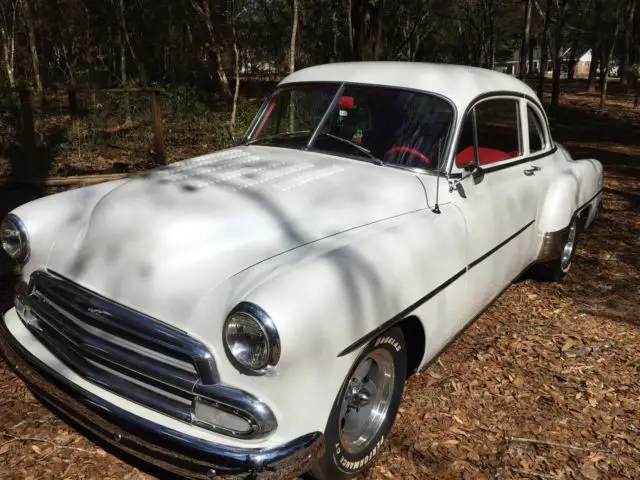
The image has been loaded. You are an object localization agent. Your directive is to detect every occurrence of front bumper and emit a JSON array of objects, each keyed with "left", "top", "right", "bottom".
[{"left": 0, "top": 313, "right": 324, "bottom": 479}]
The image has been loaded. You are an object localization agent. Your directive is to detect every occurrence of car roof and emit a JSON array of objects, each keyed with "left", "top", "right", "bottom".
[{"left": 278, "top": 61, "right": 539, "bottom": 112}]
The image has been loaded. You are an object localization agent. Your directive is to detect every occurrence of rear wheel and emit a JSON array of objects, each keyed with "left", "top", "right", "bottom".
[{"left": 311, "top": 327, "right": 407, "bottom": 479}]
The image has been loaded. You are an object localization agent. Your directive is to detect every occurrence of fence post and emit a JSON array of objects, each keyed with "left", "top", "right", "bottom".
[
  {"left": 150, "top": 90, "right": 167, "bottom": 165},
  {"left": 19, "top": 89, "right": 36, "bottom": 162},
  {"left": 68, "top": 88, "right": 78, "bottom": 129}
]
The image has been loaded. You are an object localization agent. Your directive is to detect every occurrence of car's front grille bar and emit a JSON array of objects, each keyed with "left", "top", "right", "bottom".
[
  {"left": 17, "top": 270, "right": 220, "bottom": 423},
  {"left": 25, "top": 270, "right": 218, "bottom": 384}
]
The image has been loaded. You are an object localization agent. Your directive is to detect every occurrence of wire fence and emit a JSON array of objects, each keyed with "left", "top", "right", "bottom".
[{"left": 0, "top": 81, "right": 272, "bottom": 181}]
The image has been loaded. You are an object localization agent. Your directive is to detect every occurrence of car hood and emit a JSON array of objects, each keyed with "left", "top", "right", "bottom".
[{"left": 45, "top": 146, "right": 427, "bottom": 325}]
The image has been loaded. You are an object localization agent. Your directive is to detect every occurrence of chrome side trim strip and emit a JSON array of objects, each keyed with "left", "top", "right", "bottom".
[
  {"left": 338, "top": 220, "right": 535, "bottom": 357},
  {"left": 0, "top": 314, "right": 324, "bottom": 479}
]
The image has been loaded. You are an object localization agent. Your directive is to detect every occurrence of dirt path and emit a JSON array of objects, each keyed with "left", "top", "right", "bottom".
[{"left": 0, "top": 91, "right": 638, "bottom": 479}]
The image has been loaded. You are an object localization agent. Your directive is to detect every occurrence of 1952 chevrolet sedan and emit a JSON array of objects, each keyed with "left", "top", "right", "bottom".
[{"left": 1, "top": 62, "right": 603, "bottom": 479}]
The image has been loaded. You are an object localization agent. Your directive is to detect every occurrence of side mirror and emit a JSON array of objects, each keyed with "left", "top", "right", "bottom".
[
  {"left": 449, "top": 164, "right": 485, "bottom": 193},
  {"left": 465, "top": 164, "right": 485, "bottom": 184}
]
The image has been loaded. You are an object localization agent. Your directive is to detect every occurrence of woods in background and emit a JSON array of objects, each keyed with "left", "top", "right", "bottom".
[{"left": 1, "top": 0, "right": 639, "bottom": 110}]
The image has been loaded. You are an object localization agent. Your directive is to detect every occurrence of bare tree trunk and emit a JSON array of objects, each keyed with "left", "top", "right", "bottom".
[
  {"left": 551, "top": 0, "right": 569, "bottom": 113},
  {"left": 347, "top": 0, "right": 354, "bottom": 59},
  {"left": 117, "top": 28, "right": 132, "bottom": 126},
  {"left": 487, "top": 9, "right": 495, "bottom": 70},
  {"left": 190, "top": 0, "right": 232, "bottom": 98},
  {"left": 289, "top": 0, "right": 298, "bottom": 74},
  {"left": 598, "top": 47, "right": 607, "bottom": 90},
  {"left": 119, "top": 31, "right": 126, "bottom": 86},
  {"left": 528, "top": 34, "right": 535, "bottom": 75},
  {"left": 0, "top": 0, "right": 18, "bottom": 88},
  {"left": 519, "top": 0, "right": 532, "bottom": 79},
  {"left": 289, "top": 0, "right": 298, "bottom": 131},
  {"left": 373, "top": 0, "right": 385, "bottom": 60},
  {"left": 567, "top": 37, "right": 577, "bottom": 80},
  {"left": 115, "top": 0, "right": 145, "bottom": 83},
  {"left": 620, "top": 0, "right": 636, "bottom": 91},
  {"left": 229, "top": 0, "right": 241, "bottom": 141},
  {"left": 352, "top": 0, "right": 365, "bottom": 60},
  {"left": 331, "top": 0, "right": 339, "bottom": 61},
  {"left": 22, "top": 0, "right": 42, "bottom": 91},
  {"left": 587, "top": 45, "right": 599, "bottom": 91},
  {"left": 600, "top": 20, "right": 621, "bottom": 111},
  {"left": 537, "top": 0, "right": 554, "bottom": 101}
]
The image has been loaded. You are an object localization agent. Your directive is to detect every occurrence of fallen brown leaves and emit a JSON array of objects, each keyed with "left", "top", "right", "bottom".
[{"left": 0, "top": 89, "right": 639, "bottom": 479}]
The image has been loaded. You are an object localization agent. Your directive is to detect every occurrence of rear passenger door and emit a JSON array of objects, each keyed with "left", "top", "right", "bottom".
[{"left": 449, "top": 96, "right": 542, "bottom": 315}]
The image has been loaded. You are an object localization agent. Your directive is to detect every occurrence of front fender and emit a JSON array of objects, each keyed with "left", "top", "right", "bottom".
[
  {"left": 187, "top": 205, "right": 467, "bottom": 447},
  {"left": 6, "top": 180, "right": 128, "bottom": 281}
]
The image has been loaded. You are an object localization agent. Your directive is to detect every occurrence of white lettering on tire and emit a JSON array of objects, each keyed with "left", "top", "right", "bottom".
[
  {"left": 375, "top": 336, "right": 401, "bottom": 352},
  {"left": 334, "top": 435, "right": 386, "bottom": 472}
]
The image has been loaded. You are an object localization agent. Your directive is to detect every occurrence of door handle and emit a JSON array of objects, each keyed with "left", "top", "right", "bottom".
[{"left": 524, "top": 165, "right": 541, "bottom": 176}]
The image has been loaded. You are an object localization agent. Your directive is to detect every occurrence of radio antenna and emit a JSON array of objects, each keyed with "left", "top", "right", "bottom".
[{"left": 432, "top": 136, "right": 443, "bottom": 214}]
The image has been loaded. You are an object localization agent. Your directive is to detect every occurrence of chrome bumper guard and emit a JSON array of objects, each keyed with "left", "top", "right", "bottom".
[{"left": 0, "top": 316, "right": 324, "bottom": 479}]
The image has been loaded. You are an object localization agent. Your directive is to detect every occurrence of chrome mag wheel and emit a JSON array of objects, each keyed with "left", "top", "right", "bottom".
[{"left": 338, "top": 348, "right": 395, "bottom": 455}]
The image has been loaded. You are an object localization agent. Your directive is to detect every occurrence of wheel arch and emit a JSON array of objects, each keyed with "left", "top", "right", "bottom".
[{"left": 396, "top": 315, "right": 426, "bottom": 377}]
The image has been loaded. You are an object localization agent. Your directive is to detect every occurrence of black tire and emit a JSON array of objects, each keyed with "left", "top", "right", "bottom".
[
  {"left": 534, "top": 216, "right": 580, "bottom": 282},
  {"left": 311, "top": 327, "right": 407, "bottom": 480}
]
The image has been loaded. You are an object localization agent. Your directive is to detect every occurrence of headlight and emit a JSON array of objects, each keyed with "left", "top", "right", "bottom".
[
  {"left": 1, "top": 214, "right": 29, "bottom": 263},
  {"left": 223, "top": 303, "right": 280, "bottom": 374}
]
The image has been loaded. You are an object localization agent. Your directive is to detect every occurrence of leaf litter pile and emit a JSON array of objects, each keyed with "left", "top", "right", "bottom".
[{"left": 0, "top": 91, "right": 638, "bottom": 479}]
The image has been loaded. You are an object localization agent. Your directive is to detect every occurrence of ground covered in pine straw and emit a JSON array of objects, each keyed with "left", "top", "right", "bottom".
[{"left": 0, "top": 88, "right": 638, "bottom": 479}]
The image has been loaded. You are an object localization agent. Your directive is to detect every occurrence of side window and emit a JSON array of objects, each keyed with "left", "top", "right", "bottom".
[
  {"left": 474, "top": 98, "right": 521, "bottom": 165},
  {"left": 527, "top": 105, "right": 546, "bottom": 153}
]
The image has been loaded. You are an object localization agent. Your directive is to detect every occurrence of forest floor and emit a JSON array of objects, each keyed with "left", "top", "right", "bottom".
[{"left": 0, "top": 84, "right": 638, "bottom": 479}]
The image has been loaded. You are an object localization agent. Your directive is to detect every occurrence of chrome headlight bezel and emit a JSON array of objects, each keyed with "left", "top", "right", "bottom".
[
  {"left": 223, "top": 302, "right": 280, "bottom": 375},
  {"left": 1, "top": 214, "right": 30, "bottom": 263}
]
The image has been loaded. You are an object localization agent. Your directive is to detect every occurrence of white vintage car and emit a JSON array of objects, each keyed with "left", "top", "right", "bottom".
[{"left": 0, "top": 62, "right": 603, "bottom": 479}]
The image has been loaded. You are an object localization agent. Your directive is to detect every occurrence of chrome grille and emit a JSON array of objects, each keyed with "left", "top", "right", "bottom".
[{"left": 18, "top": 270, "right": 218, "bottom": 423}]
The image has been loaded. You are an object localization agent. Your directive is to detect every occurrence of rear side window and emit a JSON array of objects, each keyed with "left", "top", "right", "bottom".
[{"left": 527, "top": 105, "right": 546, "bottom": 153}]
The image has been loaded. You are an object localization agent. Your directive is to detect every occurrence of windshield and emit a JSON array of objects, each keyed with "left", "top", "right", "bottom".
[
  {"left": 245, "top": 83, "right": 453, "bottom": 170},
  {"left": 244, "top": 82, "right": 454, "bottom": 171}
]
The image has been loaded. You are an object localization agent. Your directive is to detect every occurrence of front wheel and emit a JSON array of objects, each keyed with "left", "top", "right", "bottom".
[{"left": 311, "top": 327, "right": 407, "bottom": 479}]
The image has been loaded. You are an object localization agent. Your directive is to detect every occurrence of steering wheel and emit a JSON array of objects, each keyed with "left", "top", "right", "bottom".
[{"left": 383, "top": 146, "right": 430, "bottom": 167}]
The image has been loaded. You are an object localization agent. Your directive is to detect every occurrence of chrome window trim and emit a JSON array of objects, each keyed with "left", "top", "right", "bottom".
[{"left": 525, "top": 101, "right": 551, "bottom": 154}]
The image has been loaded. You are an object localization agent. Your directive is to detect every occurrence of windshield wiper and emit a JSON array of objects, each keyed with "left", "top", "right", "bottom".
[
  {"left": 244, "top": 130, "right": 311, "bottom": 145},
  {"left": 316, "top": 132, "right": 383, "bottom": 165}
]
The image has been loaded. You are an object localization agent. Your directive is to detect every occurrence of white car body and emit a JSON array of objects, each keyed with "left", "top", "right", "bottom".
[{"left": 1, "top": 62, "right": 603, "bottom": 479}]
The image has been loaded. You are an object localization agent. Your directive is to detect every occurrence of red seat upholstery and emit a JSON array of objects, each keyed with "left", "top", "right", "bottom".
[{"left": 455, "top": 146, "right": 518, "bottom": 167}]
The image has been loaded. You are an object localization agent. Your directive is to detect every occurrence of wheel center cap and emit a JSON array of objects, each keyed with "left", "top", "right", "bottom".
[{"left": 347, "top": 379, "right": 373, "bottom": 408}]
